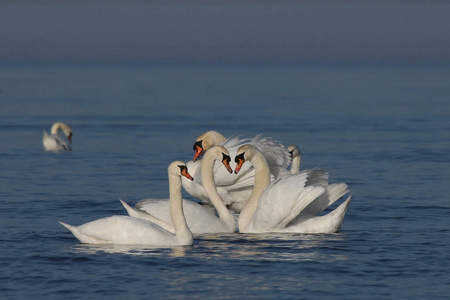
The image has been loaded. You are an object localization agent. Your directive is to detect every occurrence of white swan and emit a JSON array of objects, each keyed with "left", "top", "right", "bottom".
[
  {"left": 234, "top": 144, "right": 352, "bottom": 234},
  {"left": 43, "top": 122, "right": 72, "bottom": 151},
  {"left": 183, "top": 130, "right": 291, "bottom": 212},
  {"left": 288, "top": 144, "right": 301, "bottom": 174},
  {"left": 59, "top": 161, "right": 194, "bottom": 246},
  {"left": 121, "top": 146, "right": 236, "bottom": 234}
]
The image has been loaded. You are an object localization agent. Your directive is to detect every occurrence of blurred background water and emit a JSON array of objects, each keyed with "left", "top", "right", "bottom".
[{"left": 1, "top": 1, "right": 450, "bottom": 299}]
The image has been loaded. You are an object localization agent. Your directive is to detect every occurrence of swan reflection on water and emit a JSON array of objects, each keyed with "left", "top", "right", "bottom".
[
  {"left": 196, "top": 232, "right": 349, "bottom": 262},
  {"left": 70, "top": 243, "right": 193, "bottom": 257},
  {"left": 68, "top": 233, "right": 348, "bottom": 264}
]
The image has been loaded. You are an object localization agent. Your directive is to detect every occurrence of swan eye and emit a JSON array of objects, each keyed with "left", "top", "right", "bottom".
[
  {"left": 178, "top": 165, "right": 194, "bottom": 181},
  {"left": 234, "top": 152, "right": 246, "bottom": 174},
  {"left": 289, "top": 150, "right": 294, "bottom": 158},
  {"left": 193, "top": 140, "right": 203, "bottom": 151},
  {"left": 222, "top": 153, "right": 231, "bottom": 164},
  {"left": 235, "top": 152, "right": 245, "bottom": 163}
]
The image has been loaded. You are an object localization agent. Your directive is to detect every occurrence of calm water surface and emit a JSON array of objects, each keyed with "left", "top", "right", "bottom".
[{"left": 1, "top": 63, "right": 449, "bottom": 299}]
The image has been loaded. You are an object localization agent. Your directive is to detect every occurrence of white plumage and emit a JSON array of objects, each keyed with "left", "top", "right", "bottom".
[
  {"left": 235, "top": 144, "right": 351, "bottom": 234},
  {"left": 183, "top": 131, "right": 291, "bottom": 212}
]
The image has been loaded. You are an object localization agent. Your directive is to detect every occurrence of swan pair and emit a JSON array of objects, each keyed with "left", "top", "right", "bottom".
[
  {"left": 183, "top": 130, "right": 292, "bottom": 212},
  {"left": 60, "top": 146, "right": 235, "bottom": 246},
  {"left": 43, "top": 122, "right": 73, "bottom": 151}
]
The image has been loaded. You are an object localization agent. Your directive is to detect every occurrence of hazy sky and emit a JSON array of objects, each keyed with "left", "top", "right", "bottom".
[{"left": 1, "top": 1, "right": 450, "bottom": 64}]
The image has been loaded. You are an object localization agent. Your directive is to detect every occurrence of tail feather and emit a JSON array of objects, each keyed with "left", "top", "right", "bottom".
[
  {"left": 59, "top": 220, "right": 75, "bottom": 232},
  {"left": 325, "top": 195, "right": 352, "bottom": 233},
  {"left": 119, "top": 199, "right": 175, "bottom": 234},
  {"left": 120, "top": 199, "right": 141, "bottom": 218},
  {"left": 59, "top": 220, "right": 111, "bottom": 244}
]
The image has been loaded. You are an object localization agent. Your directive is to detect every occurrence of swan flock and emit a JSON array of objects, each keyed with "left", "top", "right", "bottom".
[{"left": 58, "top": 129, "right": 352, "bottom": 246}]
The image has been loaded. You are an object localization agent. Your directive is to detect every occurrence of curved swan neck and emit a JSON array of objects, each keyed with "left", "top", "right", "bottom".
[
  {"left": 51, "top": 122, "right": 71, "bottom": 136},
  {"left": 201, "top": 149, "right": 235, "bottom": 231},
  {"left": 290, "top": 156, "right": 300, "bottom": 174},
  {"left": 50, "top": 123, "right": 63, "bottom": 135},
  {"left": 201, "top": 131, "right": 226, "bottom": 149},
  {"left": 168, "top": 171, "right": 192, "bottom": 242},
  {"left": 238, "top": 148, "right": 271, "bottom": 231}
]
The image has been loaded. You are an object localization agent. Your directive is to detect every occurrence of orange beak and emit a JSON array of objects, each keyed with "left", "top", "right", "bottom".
[
  {"left": 68, "top": 133, "right": 72, "bottom": 143},
  {"left": 193, "top": 146, "right": 204, "bottom": 162},
  {"left": 222, "top": 159, "right": 233, "bottom": 174},
  {"left": 234, "top": 158, "right": 244, "bottom": 174},
  {"left": 181, "top": 168, "right": 194, "bottom": 181}
]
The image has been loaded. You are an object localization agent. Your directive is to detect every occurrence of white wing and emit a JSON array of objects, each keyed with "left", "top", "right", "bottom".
[
  {"left": 243, "top": 169, "right": 328, "bottom": 232},
  {"left": 59, "top": 216, "right": 181, "bottom": 246},
  {"left": 131, "top": 198, "right": 233, "bottom": 234},
  {"left": 43, "top": 130, "right": 71, "bottom": 151}
]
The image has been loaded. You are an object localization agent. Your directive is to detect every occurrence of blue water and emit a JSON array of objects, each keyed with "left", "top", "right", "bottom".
[{"left": 1, "top": 63, "right": 449, "bottom": 299}]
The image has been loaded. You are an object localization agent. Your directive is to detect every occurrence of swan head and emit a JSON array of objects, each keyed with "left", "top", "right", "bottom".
[
  {"left": 51, "top": 122, "right": 73, "bottom": 143},
  {"left": 287, "top": 144, "right": 300, "bottom": 159},
  {"left": 67, "top": 131, "right": 73, "bottom": 143},
  {"left": 234, "top": 144, "right": 256, "bottom": 174},
  {"left": 204, "top": 146, "right": 233, "bottom": 174},
  {"left": 192, "top": 130, "right": 226, "bottom": 161},
  {"left": 221, "top": 152, "right": 233, "bottom": 174},
  {"left": 169, "top": 161, "right": 194, "bottom": 181}
]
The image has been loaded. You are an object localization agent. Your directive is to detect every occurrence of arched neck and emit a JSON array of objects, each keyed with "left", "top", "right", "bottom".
[
  {"left": 50, "top": 123, "right": 63, "bottom": 135},
  {"left": 238, "top": 151, "right": 271, "bottom": 231},
  {"left": 207, "top": 131, "right": 227, "bottom": 147},
  {"left": 201, "top": 154, "right": 235, "bottom": 231}
]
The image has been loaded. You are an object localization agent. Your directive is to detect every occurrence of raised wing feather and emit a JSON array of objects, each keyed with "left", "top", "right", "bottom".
[{"left": 244, "top": 169, "right": 328, "bottom": 232}]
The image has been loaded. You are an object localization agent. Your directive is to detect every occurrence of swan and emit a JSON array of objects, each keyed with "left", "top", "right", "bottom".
[
  {"left": 121, "top": 146, "right": 236, "bottom": 234},
  {"left": 43, "top": 122, "right": 72, "bottom": 151},
  {"left": 234, "top": 144, "right": 352, "bottom": 234},
  {"left": 288, "top": 144, "right": 301, "bottom": 174},
  {"left": 183, "top": 130, "right": 291, "bottom": 212},
  {"left": 59, "top": 161, "right": 195, "bottom": 246}
]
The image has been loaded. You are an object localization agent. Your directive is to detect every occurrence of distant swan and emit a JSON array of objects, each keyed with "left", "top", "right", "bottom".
[
  {"left": 43, "top": 122, "right": 72, "bottom": 151},
  {"left": 121, "top": 146, "right": 236, "bottom": 234},
  {"left": 288, "top": 144, "right": 301, "bottom": 174},
  {"left": 234, "top": 144, "right": 351, "bottom": 234},
  {"left": 59, "top": 161, "right": 195, "bottom": 246},
  {"left": 183, "top": 130, "right": 291, "bottom": 212}
]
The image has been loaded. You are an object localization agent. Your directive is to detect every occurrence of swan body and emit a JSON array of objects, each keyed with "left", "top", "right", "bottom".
[
  {"left": 122, "top": 146, "right": 236, "bottom": 234},
  {"left": 59, "top": 161, "right": 194, "bottom": 246},
  {"left": 183, "top": 130, "right": 291, "bottom": 212},
  {"left": 235, "top": 144, "right": 351, "bottom": 234},
  {"left": 43, "top": 122, "right": 72, "bottom": 151},
  {"left": 288, "top": 144, "right": 301, "bottom": 174}
]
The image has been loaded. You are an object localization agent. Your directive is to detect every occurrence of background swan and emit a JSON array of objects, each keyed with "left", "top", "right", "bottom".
[
  {"left": 234, "top": 144, "right": 351, "bottom": 234},
  {"left": 183, "top": 130, "right": 291, "bottom": 212},
  {"left": 288, "top": 144, "right": 301, "bottom": 174},
  {"left": 43, "top": 122, "right": 72, "bottom": 151},
  {"left": 122, "top": 146, "right": 236, "bottom": 234},
  {"left": 59, "top": 161, "right": 194, "bottom": 246}
]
